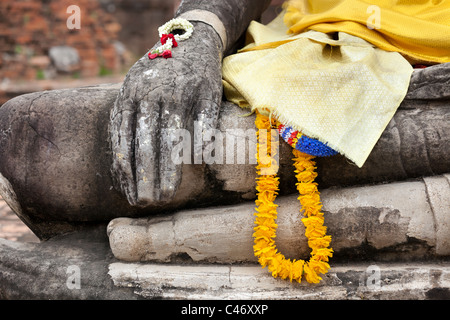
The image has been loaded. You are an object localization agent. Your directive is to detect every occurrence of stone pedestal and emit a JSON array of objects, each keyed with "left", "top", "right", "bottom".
[{"left": 1, "top": 229, "right": 449, "bottom": 300}]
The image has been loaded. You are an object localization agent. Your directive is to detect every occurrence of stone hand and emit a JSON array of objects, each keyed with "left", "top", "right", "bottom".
[{"left": 110, "top": 21, "right": 223, "bottom": 207}]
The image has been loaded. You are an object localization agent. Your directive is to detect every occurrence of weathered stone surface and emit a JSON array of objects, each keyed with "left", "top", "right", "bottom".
[
  {"left": 424, "top": 175, "right": 450, "bottom": 256},
  {"left": 176, "top": 0, "right": 272, "bottom": 54},
  {"left": 108, "top": 262, "right": 450, "bottom": 300},
  {"left": 0, "top": 226, "right": 449, "bottom": 300},
  {"left": 0, "top": 64, "right": 449, "bottom": 239},
  {"left": 0, "top": 226, "right": 137, "bottom": 299},
  {"left": 0, "top": 83, "right": 147, "bottom": 240},
  {"left": 109, "top": 21, "right": 224, "bottom": 207},
  {"left": 107, "top": 174, "right": 450, "bottom": 263},
  {"left": 406, "top": 63, "right": 450, "bottom": 100},
  {"left": 109, "top": 0, "right": 273, "bottom": 208}
]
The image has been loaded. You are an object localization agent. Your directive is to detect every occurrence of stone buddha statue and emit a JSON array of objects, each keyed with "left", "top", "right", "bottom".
[
  {"left": 0, "top": 0, "right": 449, "bottom": 299},
  {"left": 0, "top": 0, "right": 448, "bottom": 243}
]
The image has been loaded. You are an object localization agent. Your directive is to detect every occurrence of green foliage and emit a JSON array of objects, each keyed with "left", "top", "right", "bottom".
[
  {"left": 98, "top": 65, "right": 113, "bottom": 77},
  {"left": 36, "top": 69, "right": 45, "bottom": 80}
]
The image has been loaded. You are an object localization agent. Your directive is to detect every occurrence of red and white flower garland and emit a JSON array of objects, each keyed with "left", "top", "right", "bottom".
[{"left": 148, "top": 18, "right": 194, "bottom": 60}]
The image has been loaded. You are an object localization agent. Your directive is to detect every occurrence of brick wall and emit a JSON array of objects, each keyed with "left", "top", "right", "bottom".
[{"left": 0, "top": 0, "right": 127, "bottom": 80}]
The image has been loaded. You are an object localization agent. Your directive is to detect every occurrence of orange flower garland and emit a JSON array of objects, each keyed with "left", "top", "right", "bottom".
[{"left": 253, "top": 111, "right": 333, "bottom": 283}]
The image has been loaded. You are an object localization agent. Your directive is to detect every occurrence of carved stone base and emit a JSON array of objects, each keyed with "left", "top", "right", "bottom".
[
  {"left": 108, "top": 262, "right": 450, "bottom": 300},
  {"left": 1, "top": 228, "right": 449, "bottom": 300}
]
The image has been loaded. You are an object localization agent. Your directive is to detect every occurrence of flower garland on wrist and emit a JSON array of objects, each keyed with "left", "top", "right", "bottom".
[
  {"left": 148, "top": 18, "right": 194, "bottom": 60},
  {"left": 253, "top": 111, "right": 333, "bottom": 284}
]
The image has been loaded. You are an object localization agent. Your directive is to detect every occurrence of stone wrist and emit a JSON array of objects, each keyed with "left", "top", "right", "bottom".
[{"left": 177, "top": 10, "right": 228, "bottom": 51}]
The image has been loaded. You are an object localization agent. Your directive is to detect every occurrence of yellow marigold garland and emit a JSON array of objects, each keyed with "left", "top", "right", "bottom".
[{"left": 253, "top": 111, "right": 333, "bottom": 284}]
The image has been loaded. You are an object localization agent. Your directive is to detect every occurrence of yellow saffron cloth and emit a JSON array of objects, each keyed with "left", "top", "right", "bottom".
[
  {"left": 223, "top": 1, "right": 450, "bottom": 167},
  {"left": 284, "top": 0, "right": 450, "bottom": 64}
]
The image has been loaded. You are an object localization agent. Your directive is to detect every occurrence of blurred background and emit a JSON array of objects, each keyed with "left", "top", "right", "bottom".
[{"left": 0, "top": 0, "right": 284, "bottom": 242}]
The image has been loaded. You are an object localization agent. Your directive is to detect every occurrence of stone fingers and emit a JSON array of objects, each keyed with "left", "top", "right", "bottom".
[
  {"left": 110, "top": 94, "right": 139, "bottom": 206},
  {"left": 134, "top": 95, "right": 190, "bottom": 206}
]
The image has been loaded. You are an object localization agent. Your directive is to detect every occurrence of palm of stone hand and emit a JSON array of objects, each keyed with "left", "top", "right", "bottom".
[{"left": 110, "top": 22, "right": 223, "bottom": 207}]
